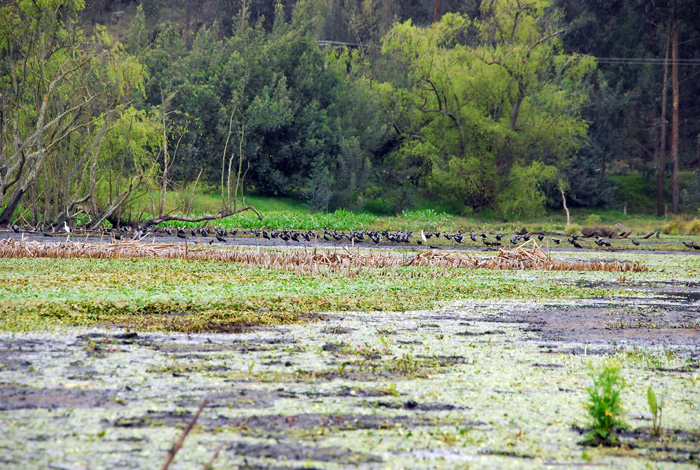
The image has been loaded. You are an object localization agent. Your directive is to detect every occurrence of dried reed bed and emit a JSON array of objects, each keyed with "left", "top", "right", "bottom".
[{"left": 0, "top": 238, "right": 648, "bottom": 273}]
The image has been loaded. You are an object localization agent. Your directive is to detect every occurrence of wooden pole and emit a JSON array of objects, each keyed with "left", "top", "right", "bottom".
[
  {"left": 657, "top": 21, "right": 671, "bottom": 217},
  {"left": 671, "top": 1, "right": 680, "bottom": 214}
]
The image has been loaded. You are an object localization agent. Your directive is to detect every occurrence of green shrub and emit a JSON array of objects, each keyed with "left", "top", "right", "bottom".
[
  {"left": 583, "top": 360, "right": 626, "bottom": 444},
  {"left": 565, "top": 223, "right": 581, "bottom": 235},
  {"left": 688, "top": 219, "right": 700, "bottom": 235},
  {"left": 495, "top": 161, "right": 558, "bottom": 220},
  {"left": 662, "top": 218, "right": 682, "bottom": 235},
  {"left": 584, "top": 214, "right": 602, "bottom": 226}
]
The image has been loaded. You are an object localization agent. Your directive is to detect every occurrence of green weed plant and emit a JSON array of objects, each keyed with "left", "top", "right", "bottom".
[
  {"left": 584, "top": 360, "right": 626, "bottom": 444},
  {"left": 647, "top": 386, "right": 664, "bottom": 436}
]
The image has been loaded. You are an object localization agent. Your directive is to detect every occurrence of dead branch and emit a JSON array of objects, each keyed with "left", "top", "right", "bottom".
[
  {"left": 137, "top": 205, "right": 262, "bottom": 230},
  {"left": 161, "top": 400, "right": 208, "bottom": 470},
  {"left": 202, "top": 443, "right": 225, "bottom": 470}
]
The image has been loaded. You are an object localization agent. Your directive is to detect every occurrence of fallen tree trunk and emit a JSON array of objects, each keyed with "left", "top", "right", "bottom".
[{"left": 137, "top": 205, "right": 262, "bottom": 230}]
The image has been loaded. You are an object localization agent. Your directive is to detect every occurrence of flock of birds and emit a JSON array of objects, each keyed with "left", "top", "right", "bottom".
[{"left": 9, "top": 222, "right": 700, "bottom": 251}]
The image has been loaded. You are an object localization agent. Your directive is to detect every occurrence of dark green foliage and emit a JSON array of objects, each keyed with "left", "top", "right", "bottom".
[
  {"left": 140, "top": 6, "right": 389, "bottom": 210},
  {"left": 304, "top": 154, "right": 332, "bottom": 212},
  {"left": 5, "top": 0, "right": 700, "bottom": 226},
  {"left": 140, "top": 0, "right": 161, "bottom": 20}
]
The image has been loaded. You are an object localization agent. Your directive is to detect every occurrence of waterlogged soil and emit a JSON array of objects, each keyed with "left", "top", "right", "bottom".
[{"left": 1, "top": 291, "right": 699, "bottom": 469}]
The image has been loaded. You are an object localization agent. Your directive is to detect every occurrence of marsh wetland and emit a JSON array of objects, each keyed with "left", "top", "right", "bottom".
[{"left": 0, "top": 246, "right": 699, "bottom": 469}]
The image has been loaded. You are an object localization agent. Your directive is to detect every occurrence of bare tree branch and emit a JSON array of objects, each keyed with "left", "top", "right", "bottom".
[{"left": 138, "top": 205, "right": 262, "bottom": 231}]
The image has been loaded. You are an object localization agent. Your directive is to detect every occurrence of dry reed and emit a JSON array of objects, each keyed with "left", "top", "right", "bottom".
[{"left": 0, "top": 238, "right": 648, "bottom": 274}]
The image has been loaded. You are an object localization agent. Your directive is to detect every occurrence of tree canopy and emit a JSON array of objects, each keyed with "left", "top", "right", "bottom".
[{"left": 1, "top": 0, "right": 699, "bottom": 226}]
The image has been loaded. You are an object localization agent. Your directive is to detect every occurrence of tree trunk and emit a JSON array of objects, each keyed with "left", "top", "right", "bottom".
[
  {"left": 671, "top": 2, "right": 680, "bottom": 214},
  {"left": 0, "top": 186, "right": 26, "bottom": 226},
  {"left": 657, "top": 21, "right": 671, "bottom": 217}
]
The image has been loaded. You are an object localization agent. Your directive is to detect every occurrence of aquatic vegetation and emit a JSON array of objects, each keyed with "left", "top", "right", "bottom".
[
  {"left": 647, "top": 386, "right": 665, "bottom": 437},
  {"left": 583, "top": 360, "right": 626, "bottom": 444},
  {"left": 0, "top": 255, "right": 615, "bottom": 333}
]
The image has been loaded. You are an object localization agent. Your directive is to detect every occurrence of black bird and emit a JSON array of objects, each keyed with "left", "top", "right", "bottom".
[
  {"left": 631, "top": 239, "right": 640, "bottom": 246},
  {"left": 262, "top": 230, "right": 270, "bottom": 240},
  {"left": 568, "top": 238, "right": 583, "bottom": 249},
  {"left": 470, "top": 232, "right": 478, "bottom": 242},
  {"left": 177, "top": 232, "right": 187, "bottom": 240},
  {"left": 190, "top": 228, "right": 196, "bottom": 237},
  {"left": 12, "top": 224, "right": 20, "bottom": 233},
  {"left": 216, "top": 234, "right": 227, "bottom": 243},
  {"left": 537, "top": 235, "right": 544, "bottom": 242},
  {"left": 683, "top": 241, "right": 698, "bottom": 249},
  {"left": 165, "top": 227, "right": 172, "bottom": 236},
  {"left": 551, "top": 238, "right": 561, "bottom": 244},
  {"left": 510, "top": 234, "right": 520, "bottom": 245}
]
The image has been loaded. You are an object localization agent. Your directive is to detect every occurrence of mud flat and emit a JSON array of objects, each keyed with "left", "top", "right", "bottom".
[{"left": 1, "top": 286, "right": 698, "bottom": 469}]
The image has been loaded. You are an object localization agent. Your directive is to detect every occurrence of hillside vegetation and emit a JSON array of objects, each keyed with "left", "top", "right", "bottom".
[{"left": 1, "top": 0, "right": 699, "bottom": 229}]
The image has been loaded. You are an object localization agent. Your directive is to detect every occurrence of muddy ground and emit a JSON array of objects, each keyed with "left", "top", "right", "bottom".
[{"left": 1, "top": 280, "right": 698, "bottom": 469}]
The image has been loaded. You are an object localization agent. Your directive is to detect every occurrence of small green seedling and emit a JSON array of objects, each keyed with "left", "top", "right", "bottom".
[
  {"left": 380, "top": 336, "right": 390, "bottom": 354},
  {"left": 647, "top": 386, "right": 664, "bottom": 436}
]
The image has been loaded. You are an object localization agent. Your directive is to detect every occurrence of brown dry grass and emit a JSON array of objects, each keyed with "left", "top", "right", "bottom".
[{"left": 0, "top": 238, "right": 648, "bottom": 273}]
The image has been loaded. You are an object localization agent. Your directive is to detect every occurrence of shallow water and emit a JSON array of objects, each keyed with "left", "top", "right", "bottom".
[{"left": 1, "top": 295, "right": 698, "bottom": 469}]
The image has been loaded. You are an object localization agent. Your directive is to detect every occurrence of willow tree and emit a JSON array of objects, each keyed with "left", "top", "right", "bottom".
[
  {"left": 382, "top": 0, "right": 595, "bottom": 217},
  {"left": 0, "top": 0, "right": 144, "bottom": 227}
]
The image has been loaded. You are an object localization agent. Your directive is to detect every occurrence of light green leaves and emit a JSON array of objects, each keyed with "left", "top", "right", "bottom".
[
  {"left": 381, "top": 0, "right": 595, "bottom": 217},
  {"left": 647, "top": 386, "right": 664, "bottom": 436}
]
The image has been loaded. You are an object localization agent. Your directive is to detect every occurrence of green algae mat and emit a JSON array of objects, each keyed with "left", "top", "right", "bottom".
[{"left": 0, "top": 251, "right": 698, "bottom": 468}]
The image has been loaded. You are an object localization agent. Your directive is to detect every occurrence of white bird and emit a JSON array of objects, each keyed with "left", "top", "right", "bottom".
[
  {"left": 64, "top": 221, "right": 71, "bottom": 233},
  {"left": 421, "top": 230, "right": 427, "bottom": 244}
]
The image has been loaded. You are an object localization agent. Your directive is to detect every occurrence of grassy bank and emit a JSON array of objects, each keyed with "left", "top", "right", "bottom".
[{"left": 150, "top": 191, "right": 700, "bottom": 236}]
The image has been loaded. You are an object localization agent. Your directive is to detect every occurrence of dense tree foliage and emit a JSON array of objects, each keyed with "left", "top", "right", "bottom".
[
  {"left": 381, "top": 3, "right": 595, "bottom": 216},
  {"left": 1, "top": 0, "right": 699, "bottom": 226}
]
